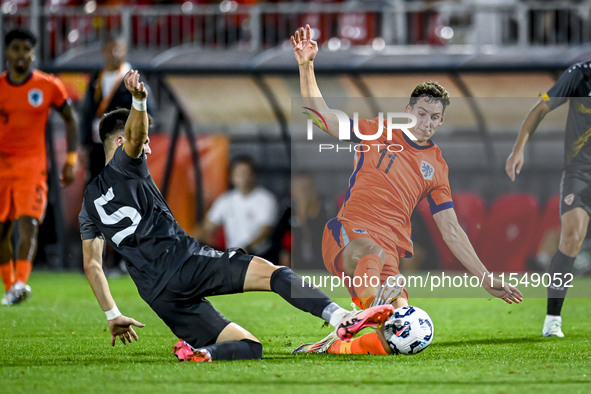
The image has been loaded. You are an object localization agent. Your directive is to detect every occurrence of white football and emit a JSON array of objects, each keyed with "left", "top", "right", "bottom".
[{"left": 383, "top": 306, "right": 434, "bottom": 355}]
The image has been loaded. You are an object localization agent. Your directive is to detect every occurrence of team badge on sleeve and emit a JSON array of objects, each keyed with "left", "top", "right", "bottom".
[
  {"left": 420, "top": 161, "right": 435, "bottom": 180},
  {"left": 564, "top": 193, "right": 575, "bottom": 206},
  {"left": 28, "top": 89, "right": 43, "bottom": 107}
]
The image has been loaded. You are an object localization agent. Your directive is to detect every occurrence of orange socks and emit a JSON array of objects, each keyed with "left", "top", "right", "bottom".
[
  {"left": 328, "top": 332, "right": 389, "bottom": 355},
  {"left": 15, "top": 260, "right": 32, "bottom": 284},
  {"left": 380, "top": 261, "right": 399, "bottom": 282},
  {"left": 353, "top": 254, "right": 382, "bottom": 309},
  {"left": 380, "top": 257, "right": 409, "bottom": 301},
  {"left": 0, "top": 262, "right": 15, "bottom": 291},
  {"left": 0, "top": 260, "right": 33, "bottom": 291}
]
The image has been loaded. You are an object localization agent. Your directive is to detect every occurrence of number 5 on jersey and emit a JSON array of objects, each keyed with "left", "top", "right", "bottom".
[{"left": 94, "top": 187, "right": 142, "bottom": 246}]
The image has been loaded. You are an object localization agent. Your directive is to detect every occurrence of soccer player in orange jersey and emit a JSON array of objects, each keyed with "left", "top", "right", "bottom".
[
  {"left": 291, "top": 25, "right": 523, "bottom": 355},
  {"left": 0, "top": 27, "right": 78, "bottom": 305}
]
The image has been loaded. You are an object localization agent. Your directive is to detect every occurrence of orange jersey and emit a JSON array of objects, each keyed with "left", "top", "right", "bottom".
[
  {"left": 0, "top": 70, "right": 69, "bottom": 174},
  {"left": 336, "top": 117, "right": 453, "bottom": 256}
]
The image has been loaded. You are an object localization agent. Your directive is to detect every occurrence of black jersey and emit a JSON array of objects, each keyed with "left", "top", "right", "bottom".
[
  {"left": 544, "top": 60, "right": 591, "bottom": 170},
  {"left": 79, "top": 146, "right": 222, "bottom": 303}
]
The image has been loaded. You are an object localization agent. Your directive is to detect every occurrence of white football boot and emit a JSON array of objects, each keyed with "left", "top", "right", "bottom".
[{"left": 542, "top": 316, "right": 564, "bottom": 337}]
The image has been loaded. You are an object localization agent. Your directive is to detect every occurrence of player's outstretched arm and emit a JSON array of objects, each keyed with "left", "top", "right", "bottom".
[
  {"left": 122, "top": 70, "right": 149, "bottom": 158},
  {"left": 291, "top": 24, "right": 340, "bottom": 139},
  {"left": 433, "top": 208, "right": 523, "bottom": 304},
  {"left": 83, "top": 238, "right": 145, "bottom": 346},
  {"left": 505, "top": 99, "right": 551, "bottom": 181}
]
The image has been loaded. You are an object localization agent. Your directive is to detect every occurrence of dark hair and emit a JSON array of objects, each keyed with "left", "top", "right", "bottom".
[
  {"left": 99, "top": 108, "right": 129, "bottom": 143},
  {"left": 409, "top": 81, "right": 450, "bottom": 112},
  {"left": 230, "top": 155, "right": 256, "bottom": 173},
  {"left": 4, "top": 27, "right": 37, "bottom": 47},
  {"left": 98, "top": 108, "right": 153, "bottom": 143}
]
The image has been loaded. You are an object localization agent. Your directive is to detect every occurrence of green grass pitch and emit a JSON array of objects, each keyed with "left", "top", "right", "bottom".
[{"left": 1, "top": 272, "right": 590, "bottom": 393}]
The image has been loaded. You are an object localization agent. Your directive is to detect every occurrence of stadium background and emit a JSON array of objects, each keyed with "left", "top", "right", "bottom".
[{"left": 2, "top": 0, "right": 591, "bottom": 277}]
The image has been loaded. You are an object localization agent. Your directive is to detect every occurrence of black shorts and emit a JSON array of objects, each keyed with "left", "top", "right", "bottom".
[
  {"left": 149, "top": 248, "right": 254, "bottom": 348},
  {"left": 560, "top": 170, "right": 591, "bottom": 216}
]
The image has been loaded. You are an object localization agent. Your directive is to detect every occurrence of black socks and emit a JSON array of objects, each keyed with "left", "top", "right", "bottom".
[
  {"left": 202, "top": 339, "right": 263, "bottom": 361},
  {"left": 270, "top": 266, "right": 333, "bottom": 319},
  {"left": 547, "top": 250, "right": 576, "bottom": 316}
]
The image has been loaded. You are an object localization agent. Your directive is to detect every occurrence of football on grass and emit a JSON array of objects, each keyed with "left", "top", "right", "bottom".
[{"left": 383, "top": 306, "right": 434, "bottom": 355}]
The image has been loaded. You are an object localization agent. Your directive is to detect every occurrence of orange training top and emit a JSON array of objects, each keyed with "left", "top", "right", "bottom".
[
  {"left": 0, "top": 70, "right": 69, "bottom": 173},
  {"left": 336, "top": 117, "right": 453, "bottom": 257}
]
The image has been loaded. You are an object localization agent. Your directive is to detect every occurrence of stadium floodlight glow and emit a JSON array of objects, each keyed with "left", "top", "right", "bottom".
[{"left": 84, "top": 1, "right": 97, "bottom": 14}]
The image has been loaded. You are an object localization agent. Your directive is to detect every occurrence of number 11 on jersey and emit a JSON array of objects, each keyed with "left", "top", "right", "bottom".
[{"left": 377, "top": 148, "right": 397, "bottom": 174}]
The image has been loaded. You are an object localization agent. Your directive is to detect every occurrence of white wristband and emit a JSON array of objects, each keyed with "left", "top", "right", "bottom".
[
  {"left": 132, "top": 97, "right": 147, "bottom": 112},
  {"left": 105, "top": 305, "right": 122, "bottom": 320}
]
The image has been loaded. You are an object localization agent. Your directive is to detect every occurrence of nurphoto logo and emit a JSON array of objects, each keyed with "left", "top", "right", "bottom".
[
  {"left": 304, "top": 107, "right": 417, "bottom": 141},
  {"left": 303, "top": 108, "right": 417, "bottom": 152}
]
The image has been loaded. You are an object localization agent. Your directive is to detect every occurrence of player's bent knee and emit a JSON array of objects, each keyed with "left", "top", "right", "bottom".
[
  {"left": 345, "top": 238, "right": 385, "bottom": 262},
  {"left": 243, "top": 256, "right": 278, "bottom": 291},
  {"left": 559, "top": 230, "right": 586, "bottom": 255},
  {"left": 342, "top": 240, "right": 385, "bottom": 275},
  {"left": 217, "top": 322, "right": 260, "bottom": 344}
]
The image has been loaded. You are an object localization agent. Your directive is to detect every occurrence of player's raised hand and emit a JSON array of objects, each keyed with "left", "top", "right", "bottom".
[
  {"left": 124, "top": 69, "right": 147, "bottom": 101},
  {"left": 505, "top": 149, "right": 524, "bottom": 182},
  {"left": 482, "top": 277, "right": 523, "bottom": 304},
  {"left": 291, "top": 24, "right": 318, "bottom": 66},
  {"left": 108, "top": 315, "right": 146, "bottom": 347}
]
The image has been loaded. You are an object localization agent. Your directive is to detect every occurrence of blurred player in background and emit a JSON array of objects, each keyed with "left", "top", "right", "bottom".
[
  {"left": 506, "top": 61, "right": 591, "bottom": 338},
  {"left": 0, "top": 27, "right": 78, "bottom": 306},
  {"left": 81, "top": 34, "right": 156, "bottom": 183},
  {"left": 292, "top": 25, "right": 522, "bottom": 355},
  {"left": 79, "top": 70, "right": 395, "bottom": 362}
]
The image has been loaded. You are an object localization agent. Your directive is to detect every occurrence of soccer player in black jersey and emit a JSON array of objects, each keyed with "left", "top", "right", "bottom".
[
  {"left": 79, "top": 70, "right": 394, "bottom": 362},
  {"left": 506, "top": 61, "right": 591, "bottom": 338}
]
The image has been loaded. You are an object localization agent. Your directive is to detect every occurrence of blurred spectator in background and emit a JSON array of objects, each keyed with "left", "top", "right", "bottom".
[
  {"left": 80, "top": 34, "right": 155, "bottom": 275},
  {"left": 199, "top": 156, "right": 278, "bottom": 257},
  {"left": 267, "top": 173, "right": 334, "bottom": 269},
  {"left": 290, "top": 173, "right": 333, "bottom": 270},
  {"left": 80, "top": 34, "right": 156, "bottom": 183},
  {"left": 0, "top": 27, "right": 78, "bottom": 305}
]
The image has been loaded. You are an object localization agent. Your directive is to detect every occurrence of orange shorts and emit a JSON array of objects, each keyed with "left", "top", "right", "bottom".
[
  {"left": 322, "top": 217, "right": 403, "bottom": 303},
  {"left": 0, "top": 173, "right": 47, "bottom": 222}
]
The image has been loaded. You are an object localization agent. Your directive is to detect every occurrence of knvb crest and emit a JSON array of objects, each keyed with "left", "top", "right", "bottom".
[
  {"left": 420, "top": 161, "right": 434, "bottom": 180},
  {"left": 28, "top": 89, "right": 43, "bottom": 107}
]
